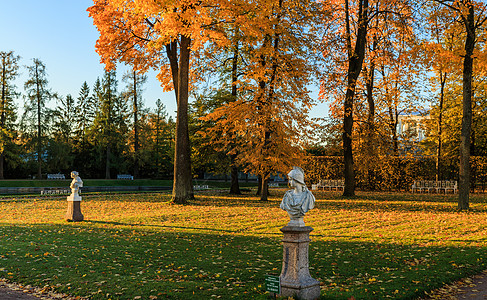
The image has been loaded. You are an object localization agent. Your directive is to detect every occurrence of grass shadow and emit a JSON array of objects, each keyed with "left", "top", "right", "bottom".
[{"left": 0, "top": 223, "right": 486, "bottom": 299}]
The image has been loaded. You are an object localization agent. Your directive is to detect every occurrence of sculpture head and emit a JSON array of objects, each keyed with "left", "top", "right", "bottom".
[
  {"left": 287, "top": 167, "right": 305, "bottom": 187},
  {"left": 71, "top": 171, "right": 79, "bottom": 178}
]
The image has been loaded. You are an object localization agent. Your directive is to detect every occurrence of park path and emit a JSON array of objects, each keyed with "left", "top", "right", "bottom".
[
  {"left": 421, "top": 270, "right": 487, "bottom": 299},
  {"left": 3, "top": 272, "right": 487, "bottom": 299},
  {"left": 0, "top": 278, "right": 81, "bottom": 300}
]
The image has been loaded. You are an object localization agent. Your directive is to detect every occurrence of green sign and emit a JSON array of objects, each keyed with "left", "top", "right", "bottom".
[{"left": 265, "top": 274, "right": 280, "bottom": 294}]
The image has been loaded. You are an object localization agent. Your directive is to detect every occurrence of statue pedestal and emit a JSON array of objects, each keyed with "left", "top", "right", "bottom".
[
  {"left": 279, "top": 226, "right": 320, "bottom": 300},
  {"left": 65, "top": 195, "right": 83, "bottom": 222}
]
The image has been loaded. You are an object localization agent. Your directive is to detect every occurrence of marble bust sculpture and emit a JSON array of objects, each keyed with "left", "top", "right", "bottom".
[
  {"left": 280, "top": 167, "right": 315, "bottom": 227},
  {"left": 68, "top": 171, "right": 83, "bottom": 200}
]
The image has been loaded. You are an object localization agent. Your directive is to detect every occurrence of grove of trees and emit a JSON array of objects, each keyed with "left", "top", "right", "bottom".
[{"left": 1, "top": 0, "right": 486, "bottom": 209}]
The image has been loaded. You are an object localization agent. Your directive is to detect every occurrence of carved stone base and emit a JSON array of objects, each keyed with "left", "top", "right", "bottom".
[
  {"left": 65, "top": 200, "right": 83, "bottom": 222},
  {"left": 279, "top": 226, "right": 320, "bottom": 300}
]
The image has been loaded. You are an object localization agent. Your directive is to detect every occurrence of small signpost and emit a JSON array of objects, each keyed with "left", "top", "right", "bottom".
[{"left": 265, "top": 274, "right": 280, "bottom": 296}]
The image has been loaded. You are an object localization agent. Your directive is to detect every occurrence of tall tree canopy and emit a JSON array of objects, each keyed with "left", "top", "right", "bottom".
[
  {"left": 88, "top": 0, "right": 247, "bottom": 203},
  {"left": 319, "top": 0, "right": 417, "bottom": 196},
  {"left": 428, "top": 0, "right": 487, "bottom": 209}
]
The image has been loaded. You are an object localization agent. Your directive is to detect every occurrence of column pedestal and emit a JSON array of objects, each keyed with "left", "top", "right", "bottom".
[
  {"left": 65, "top": 195, "right": 83, "bottom": 222},
  {"left": 279, "top": 226, "right": 320, "bottom": 300}
]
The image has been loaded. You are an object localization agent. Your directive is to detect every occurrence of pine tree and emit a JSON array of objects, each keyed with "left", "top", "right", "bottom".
[
  {"left": 22, "top": 58, "right": 53, "bottom": 179},
  {"left": 75, "top": 81, "right": 96, "bottom": 144},
  {"left": 0, "top": 51, "right": 20, "bottom": 179},
  {"left": 123, "top": 69, "right": 147, "bottom": 179}
]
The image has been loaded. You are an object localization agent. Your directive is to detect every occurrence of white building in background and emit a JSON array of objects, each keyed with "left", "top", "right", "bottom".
[{"left": 397, "top": 111, "right": 430, "bottom": 142}]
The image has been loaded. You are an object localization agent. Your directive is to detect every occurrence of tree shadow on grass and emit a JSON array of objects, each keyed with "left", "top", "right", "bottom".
[{"left": 1, "top": 223, "right": 486, "bottom": 299}]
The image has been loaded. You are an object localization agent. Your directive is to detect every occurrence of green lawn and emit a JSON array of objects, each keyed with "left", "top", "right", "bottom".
[
  {"left": 1, "top": 191, "right": 487, "bottom": 299},
  {"left": 0, "top": 179, "right": 260, "bottom": 189},
  {"left": 0, "top": 179, "right": 173, "bottom": 188}
]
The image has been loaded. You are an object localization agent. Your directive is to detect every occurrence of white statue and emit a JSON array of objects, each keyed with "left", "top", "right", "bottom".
[
  {"left": 280, "top": 167, "right": 315, "bottom": 227},
  {"left": 68, "top": 171, "right": 83, "bottom": 201}
]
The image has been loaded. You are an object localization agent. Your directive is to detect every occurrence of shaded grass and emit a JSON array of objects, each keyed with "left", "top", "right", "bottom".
[{"left": 0, "top": 191, "right": 486, "bottom": 299}]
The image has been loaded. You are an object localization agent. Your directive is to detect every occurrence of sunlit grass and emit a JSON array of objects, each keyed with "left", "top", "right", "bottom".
[{"left": 1, "top": 190, "right": 487, "bottom": 299}]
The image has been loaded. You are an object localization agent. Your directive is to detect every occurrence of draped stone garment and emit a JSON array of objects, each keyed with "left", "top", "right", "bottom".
[{"left": 280, "top": 188, "right": 315, "bottom": 219}]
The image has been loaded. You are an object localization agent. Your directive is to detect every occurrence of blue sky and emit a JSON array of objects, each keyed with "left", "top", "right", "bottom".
[
  {"left": 1, "top": 0, "right": 324, "bottom": 119},
  {"left": 1, "top": 0, "right": 175, "bottom": 115}
]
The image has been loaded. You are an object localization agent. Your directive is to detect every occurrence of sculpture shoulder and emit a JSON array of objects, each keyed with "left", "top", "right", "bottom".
[
  {"left": 283, "top": 190, "right": 294, "bottom": 198},
  {"left": 303, "top": 189, "right": 315, "bottom": 200}
]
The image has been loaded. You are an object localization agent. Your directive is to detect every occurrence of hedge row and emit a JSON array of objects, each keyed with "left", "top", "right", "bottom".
[{"left": 303, "top": 156, "right": 487, "bottom": 192}]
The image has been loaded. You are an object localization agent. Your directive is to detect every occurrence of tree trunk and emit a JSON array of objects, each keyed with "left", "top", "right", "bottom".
[
  {"left": 229, "top": 38, "right": 241, "bottom": 195},
  {"left": 36, "top": 64, "right": 42, "bottom": 180},
  {"left": 0, "top": 153, "right": 4, "bottom": 180},
  {"left": 365, "top": 62, "right": 375, "bottom": 190},
  {"left": 133, "top": 70, "right": 139, "bottom": 179},
  {"left": 105, "top": 145, "right": 111, "bottom": 179},
  {"left": 458, "top": 2, "right": 475, "bottom": 210},
  {"left": 105, "top": 72, "right": 112, "bottom": 180},
  {"left": 230, "top": 155, "right": 241, "bottom": 195},
  {"left": 436, "top": 72, "right": 446, "bottom": 181},
  {"left": 261, "top": 175, "right": 269, "bottom": 201},
  {"left": 388, "top": 103, "right": 399, "bottom": 155},
  {"left": 172, "top": 35, "right": 194, "bottom": 204},
  {"left": 343, "top": 0, "right": 368, "bottom": 197},
  {"left": 256, "top": 175, "right": 262, "bottom": 195},
  {"left": 0, "top": 62, "right": 6, "bottom": 180},
  {"left": 166, "top": 41, "right": 179, "bottom": 103}
]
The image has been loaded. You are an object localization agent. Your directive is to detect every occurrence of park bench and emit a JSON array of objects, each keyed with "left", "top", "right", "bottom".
[
  {"left": 47, "top": 173, "right": 65, "bottom": 180},
  {"left": 41, "top": 188, "right": 70, "bottom": 195},
  {"left": 193, "top": 185, "right": 209, "bottom": 190},
  {"left": 411, "top": 180, "right": 457, "bottom": 194},
  {"left": 312, "top": 179, "right": 345, "bottom": 191},
  {"left": 269, "top": 182, "right": 279, "bottom": 187},
  {"left": 117, "top": 174, "right": 134, "bottom": 180}
]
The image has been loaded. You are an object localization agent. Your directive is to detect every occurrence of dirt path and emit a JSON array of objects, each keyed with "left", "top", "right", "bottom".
[
  {"left": 4, "top": 272, "right": 487, "bottom": 299},
  {"left": 0, "top": 279, "right": 78, "bottom": 300}
]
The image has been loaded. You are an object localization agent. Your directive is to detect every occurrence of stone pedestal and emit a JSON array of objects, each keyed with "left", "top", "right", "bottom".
[
  {"left": 65, "top": 195, "right": 83, "bottom": 222},
  {"left": 279, "top": 226, "right": 320, "bottom": 300}
]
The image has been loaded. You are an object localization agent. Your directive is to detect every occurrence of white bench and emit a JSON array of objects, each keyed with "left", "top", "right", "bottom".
[
  {"left": 269, "top": 182, "right": 279, "bottom": 187},
  {"left": 47, "top": 173, "right": 65, "bottom": 180},
  {"left": 193, "top": 185, "right": 209, "bottom": 190},
  {"left": 117, "top": 174, "right": 134, "bottom": 180},
  {"left": 312, "top": 179, "right": 345, "bottom": 191},
  {"left": 41, "top": 189, "right": 70, "bottom": 195},
  {"left": 411, "top": 180, "right": 458, "bottom": 193}
]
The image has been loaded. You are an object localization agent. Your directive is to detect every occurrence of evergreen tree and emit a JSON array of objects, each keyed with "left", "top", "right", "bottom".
[
  {"left": 0, "top": 51, "right": 20, "bottom": 179},
  {"left": 123, "top": 69, "right": 147, "bottom": 178},
  {"left": 48, "top": 94, "right": 75, "bottom": 173},
  {"left": 22, "top": 58, "right": 53, "bottom": 179},
  {"left": 97, "top": 70, "right": 118, "bottom": 179},
  {"left": 75, "top": 81, "right": 96, "bottom": 143},
  {"left": 149, "top": 99, "right": 174, "bottom": 178}
]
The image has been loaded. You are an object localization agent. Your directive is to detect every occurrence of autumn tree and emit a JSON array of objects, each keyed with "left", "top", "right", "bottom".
[
  {"left": 203, "top": 0, "right": 323, "bottom": 201},
  {"left": 194, "top": 25, "right": 247, "bottom": 195},
  {"left": 320, "top": 0, "right": 417, "bottom": 195},
  {"left": 22, "top": 58, "right": 53, "bottom": 179},
  {"left": 0, "top": 51, "right": 20, "bottom": 179},
  {"left": 89, "top": 0, "right": 242, "bottom": 203},
  {"left": 432, "top": 0, "right": 487, "bottom": 210}
]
